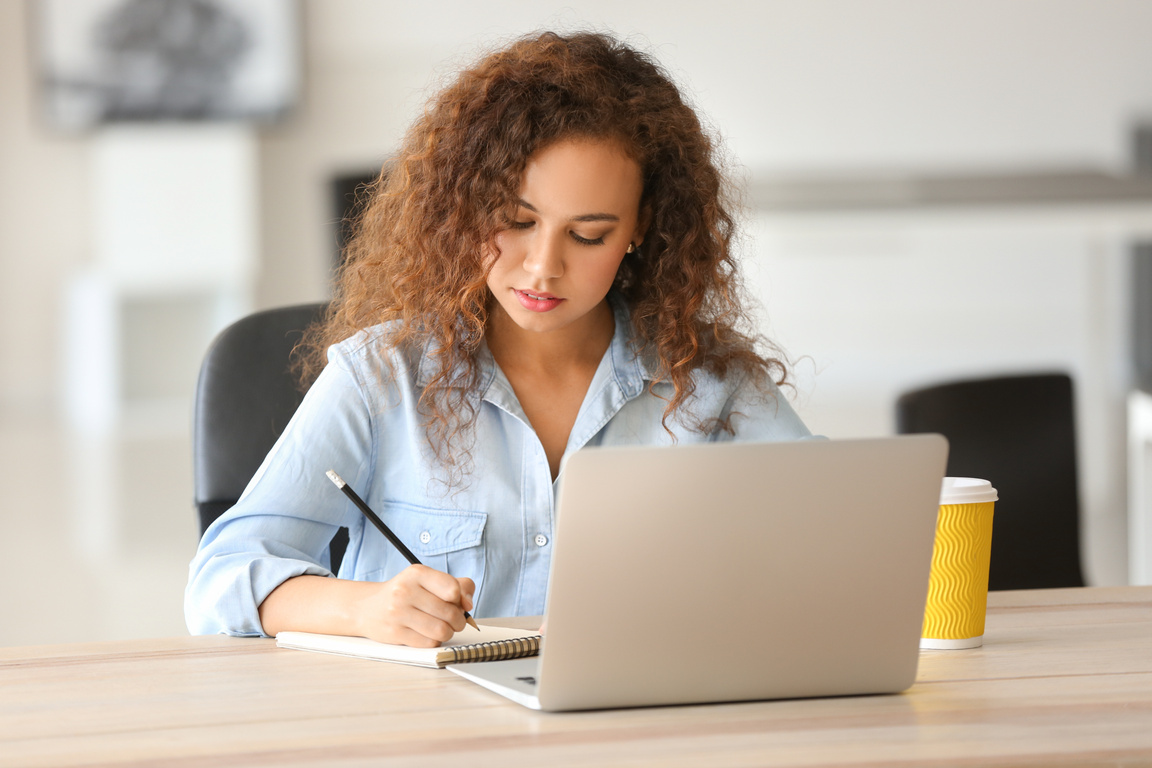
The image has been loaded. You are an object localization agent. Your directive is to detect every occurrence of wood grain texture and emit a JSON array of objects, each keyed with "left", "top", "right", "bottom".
[{"left": 1, "top": 587, "right": 1150, "bottom": 767}]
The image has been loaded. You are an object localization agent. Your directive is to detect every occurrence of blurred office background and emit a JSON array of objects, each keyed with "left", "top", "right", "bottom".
[{"left": 3, "top": 0, "right": 1152, "bottom": 646}]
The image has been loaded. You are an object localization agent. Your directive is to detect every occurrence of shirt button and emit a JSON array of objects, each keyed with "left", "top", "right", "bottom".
[
  {"left": 534, "top": 534, "right": 548, "bottom": 547},
  {"left": 419, "top": 531, "right": 432, "bottom": 544}
]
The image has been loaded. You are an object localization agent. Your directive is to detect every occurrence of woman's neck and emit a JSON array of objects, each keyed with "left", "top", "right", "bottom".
[
  {"left": 484, "top": 298, "right": 616, "bottom": 479},
  {"left": 485, "top": 299, "right": 615, "bottom": 376}
]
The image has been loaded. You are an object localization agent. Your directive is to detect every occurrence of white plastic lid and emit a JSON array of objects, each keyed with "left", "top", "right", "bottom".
[{"left": 940, "top": 477, "right": 998, "bottom": 505}]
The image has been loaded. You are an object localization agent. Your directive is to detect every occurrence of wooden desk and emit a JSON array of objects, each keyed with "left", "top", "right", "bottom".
[{"left": 2, "top": 587, "right": 1150, "bottom": 767}]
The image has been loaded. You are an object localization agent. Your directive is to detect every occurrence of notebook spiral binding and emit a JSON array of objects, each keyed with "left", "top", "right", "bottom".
[{"left": 445, "top": 635, "right": 543, "bottom": 664}]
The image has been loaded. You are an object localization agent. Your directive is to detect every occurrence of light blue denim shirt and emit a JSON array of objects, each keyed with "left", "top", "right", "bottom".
[{"left": 185, "top": 298, "right": 812, "bottom": 636}]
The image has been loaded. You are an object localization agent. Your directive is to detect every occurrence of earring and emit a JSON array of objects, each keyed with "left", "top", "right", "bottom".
[{"left": 626, "top": 242, "right": 636, "bottom": 254}]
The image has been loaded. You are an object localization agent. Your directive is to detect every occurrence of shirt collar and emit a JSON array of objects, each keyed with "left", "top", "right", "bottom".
[
  {"left": 605, "top": 292, "right": 662, "bottom": 398},
  {"left": 414, "top": 337, "right": 497, "bottom": 391}
]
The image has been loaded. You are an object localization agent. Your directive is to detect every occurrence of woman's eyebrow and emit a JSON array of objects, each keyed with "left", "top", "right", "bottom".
[
  {"left": 571, "top": 212, "right": 619, "bottom": 222},
  {"left": 517, "top": 198, "right": 620, "bottom": 223}
]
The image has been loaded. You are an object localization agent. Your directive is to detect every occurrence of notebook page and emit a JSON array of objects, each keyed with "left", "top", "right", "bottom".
[{"left": 276, "top": 624, "right": 541, "bottom": 667}]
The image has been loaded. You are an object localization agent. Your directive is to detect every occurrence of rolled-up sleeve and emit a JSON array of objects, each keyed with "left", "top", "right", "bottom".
[{"left": 184, "top": 344, "right": 376, "bottom": 636}]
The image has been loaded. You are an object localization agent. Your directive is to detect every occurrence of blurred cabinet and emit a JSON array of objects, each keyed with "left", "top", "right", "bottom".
[{"left": 64, "top": 126, "right": 257, "bottom": 433}]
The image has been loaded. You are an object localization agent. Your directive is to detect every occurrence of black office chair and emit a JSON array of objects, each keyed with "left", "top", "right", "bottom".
[
  {"left": 895, "top": 372, "right": 1085, "bottom": 590},
  {"left": 193, "top": 302, "right": 348, "bottom": 572}
]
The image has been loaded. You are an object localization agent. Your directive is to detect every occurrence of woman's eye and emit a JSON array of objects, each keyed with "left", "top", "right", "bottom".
[
  {"left": 509, "top": 221, "right": 533, "bottom": 230},
  {"left": 571, "top": 232, "right": 605, "bottom": 246}
]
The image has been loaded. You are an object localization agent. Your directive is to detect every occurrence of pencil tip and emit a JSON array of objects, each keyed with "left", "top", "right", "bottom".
[{"left": 466, "top": 615, "right": 480, "bottom": 631}]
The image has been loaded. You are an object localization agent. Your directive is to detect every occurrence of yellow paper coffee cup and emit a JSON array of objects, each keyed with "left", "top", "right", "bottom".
[{"left": 921, "top": 477, "right": 997, "bottom": 650}]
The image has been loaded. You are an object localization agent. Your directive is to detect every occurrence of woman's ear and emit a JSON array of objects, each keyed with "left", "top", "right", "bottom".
[{"left": 633, "top": 204, "right": 652, "bottom": 248}]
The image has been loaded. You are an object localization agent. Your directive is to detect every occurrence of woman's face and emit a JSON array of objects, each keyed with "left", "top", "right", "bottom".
[{"left": 486, "top": 138, "right": 645, "bottom": 340}]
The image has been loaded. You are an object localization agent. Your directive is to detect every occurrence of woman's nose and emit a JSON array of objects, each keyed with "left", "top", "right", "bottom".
[{"left": 522, "top": 233, "right": 564, "bottom": 279}]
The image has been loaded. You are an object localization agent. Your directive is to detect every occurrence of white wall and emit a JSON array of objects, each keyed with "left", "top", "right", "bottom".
[
  {"left": 259, "top": 0, "right": 1152, "bottom": 306},
  {"left": 7, "top": 0, "right": 1152, "bottom": 401},
  {"left": 3, "top": 0, "right": 1151, "bottom": 586},
  {"left": 0, "top": 1, "right": 89, "bottom": 414}
]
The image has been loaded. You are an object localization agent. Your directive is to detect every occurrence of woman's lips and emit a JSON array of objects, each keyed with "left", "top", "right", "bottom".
[{"left": 514, "top": 289, "right": 564, "bottom": 313}]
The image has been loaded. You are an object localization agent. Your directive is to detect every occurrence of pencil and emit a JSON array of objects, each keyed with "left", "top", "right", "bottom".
[{"left": 326, "top": 470, "right": 480, "bottom": 631}]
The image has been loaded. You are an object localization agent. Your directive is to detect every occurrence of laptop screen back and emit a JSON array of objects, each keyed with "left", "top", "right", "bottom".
[{"left": 534, "top": 435, "right": 948, "bottom": 711}]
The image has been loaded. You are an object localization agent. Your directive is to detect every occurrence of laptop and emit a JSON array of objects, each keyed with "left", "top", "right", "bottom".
[{"left": 449, "top": 434, "right": 949, "bottom": 711}]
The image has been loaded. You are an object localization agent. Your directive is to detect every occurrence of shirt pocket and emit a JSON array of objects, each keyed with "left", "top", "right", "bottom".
[{"left": 356, "top": 501, "right": 488, "bottom": 607}]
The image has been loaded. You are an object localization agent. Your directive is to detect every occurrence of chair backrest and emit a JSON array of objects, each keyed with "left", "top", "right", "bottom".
[
  {"left": 193, "top": 302, "right": 347, "bottom": 571},
  {"left": 895, "top": 372, "right": 1085, "bottom": 590}
]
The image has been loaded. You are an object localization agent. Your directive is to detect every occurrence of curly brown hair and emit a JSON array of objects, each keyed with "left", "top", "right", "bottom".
[{"left": 298, "top": 30, "right": 788, "bottom": 476}]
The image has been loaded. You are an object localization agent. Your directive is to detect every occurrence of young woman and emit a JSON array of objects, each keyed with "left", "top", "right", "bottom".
[{"left": 185, "top": 31, "right": 811, "bottom": 647}]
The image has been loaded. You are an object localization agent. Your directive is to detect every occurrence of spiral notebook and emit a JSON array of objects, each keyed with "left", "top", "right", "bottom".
[{"left": 276, "top": 625, "right": 542, "bottom": 668}]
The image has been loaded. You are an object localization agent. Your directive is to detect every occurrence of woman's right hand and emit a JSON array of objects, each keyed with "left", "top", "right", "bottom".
[
  {"left": 353, "top": 564, "right": 475, "bottom": 647},
  {"left": 258, "top": 566, "right": 474, "bottom": 647}
]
